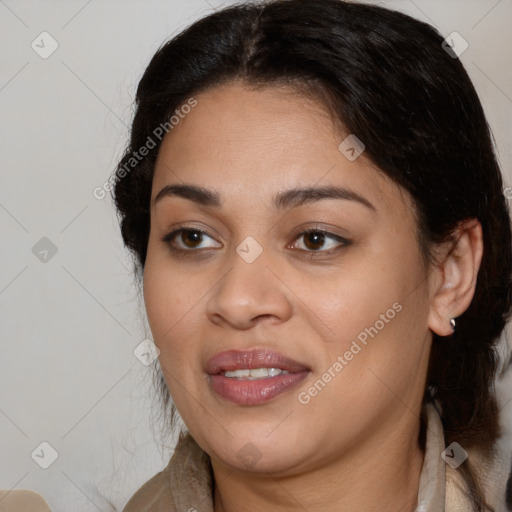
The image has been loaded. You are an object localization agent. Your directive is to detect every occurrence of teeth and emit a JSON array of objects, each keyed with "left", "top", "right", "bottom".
[
  {"left": 225, "top": 369, "right": 250, "bottom": 378},
  {"left": 223, "top": 368, "right": 289, "bottom": 379}
]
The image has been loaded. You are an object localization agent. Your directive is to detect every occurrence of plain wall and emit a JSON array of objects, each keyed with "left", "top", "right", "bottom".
[{"left": 1, "top": 1, "right": 511, "bottom": 510}]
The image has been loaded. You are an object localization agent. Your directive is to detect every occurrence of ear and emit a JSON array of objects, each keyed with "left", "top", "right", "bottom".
[{"left": 427, "top": 218, "right": 483, "bottom": 337}]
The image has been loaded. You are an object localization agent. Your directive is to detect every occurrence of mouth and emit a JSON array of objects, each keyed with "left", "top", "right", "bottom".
[
  {"left": 206, "top": 349, "right": 310, "bottom": 405},
  {"left": 223, "top": 367, "right": 290, "bottom": 379}
]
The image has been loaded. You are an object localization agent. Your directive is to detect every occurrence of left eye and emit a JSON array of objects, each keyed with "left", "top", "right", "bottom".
[
  {"left": 161, "top": 227, "right": 350, "bottom": 255},
  {"left": 291, "top": 229, "right": 349, "bottom": 253}
]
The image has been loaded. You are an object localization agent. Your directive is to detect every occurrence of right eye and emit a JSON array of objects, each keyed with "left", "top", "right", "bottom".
[{"left": 161, "top": 227, "right": 222, "bottom": 252}]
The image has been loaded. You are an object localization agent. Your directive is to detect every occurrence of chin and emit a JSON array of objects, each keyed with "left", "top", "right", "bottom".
[
  {"left": 203, "top": 425, "right": 310, "bottom": 474},
  {"left": 221, "top": 443, "right": 307, "bottom": 474}
]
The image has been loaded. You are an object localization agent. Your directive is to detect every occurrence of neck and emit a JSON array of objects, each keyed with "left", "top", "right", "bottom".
[{"left": 212, "top": 409, "right": 425, "bottom": 512}]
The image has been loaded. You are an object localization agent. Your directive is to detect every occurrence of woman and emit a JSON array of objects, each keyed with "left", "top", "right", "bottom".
[{"left": 112, "top": 0, "right": 512, "bottom": 510}]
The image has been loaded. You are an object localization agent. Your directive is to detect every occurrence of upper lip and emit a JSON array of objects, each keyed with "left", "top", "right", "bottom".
[{"left": 206, "top": 349, "right": 310, "bottom": 375}]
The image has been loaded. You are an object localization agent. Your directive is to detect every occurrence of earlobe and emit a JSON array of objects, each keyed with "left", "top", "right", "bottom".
[{"left": 427, "top": 218, "right": 483, "bottom": 337}]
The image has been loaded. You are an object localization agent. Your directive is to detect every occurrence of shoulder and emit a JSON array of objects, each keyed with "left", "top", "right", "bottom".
[
  {"left": 445, "top": 432, "right": 512, "bottom": 512},
  {"left": 122, "top": 460, "right": 176, "bottom": 512},
  {"left": 122, "top": 433, "right": 213, "bottom": 512}
]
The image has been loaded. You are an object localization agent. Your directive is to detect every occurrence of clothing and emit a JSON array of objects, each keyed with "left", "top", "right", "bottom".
[
  {"left": 0, "top": 490, "right": 51, "bottom": 512},
  {"left": 122, "top": 400, "right": 511, "bottom": 511}
]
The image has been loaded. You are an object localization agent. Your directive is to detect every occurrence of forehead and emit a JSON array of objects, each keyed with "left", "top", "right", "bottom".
[{"left": 152, "top": 81, "right": 413, "bottom": 219}]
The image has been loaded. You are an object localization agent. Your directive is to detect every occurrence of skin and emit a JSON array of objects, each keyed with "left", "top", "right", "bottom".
[{"left": 143, "top": 81, "right": 483, "bottom": 512}]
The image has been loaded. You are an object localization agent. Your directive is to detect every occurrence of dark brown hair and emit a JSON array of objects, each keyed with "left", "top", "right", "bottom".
[{"left": 112, "top": 1, "right": 512, "bottom": 509}]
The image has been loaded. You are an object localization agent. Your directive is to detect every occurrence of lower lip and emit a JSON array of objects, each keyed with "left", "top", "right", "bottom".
[{"left": 209, "top": 372, "right": 309, "bottom": 405}]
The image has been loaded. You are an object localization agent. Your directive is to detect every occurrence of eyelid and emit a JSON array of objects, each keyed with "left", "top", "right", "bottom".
[
  {"left": 160, "top": 224, "right": 351, "bottom": 257},
  {"left": 160, "top": 225, "right": 221, "bottom": 250},
  {"left": 288, "top": 227, "right": 351, "bottom": 254}
]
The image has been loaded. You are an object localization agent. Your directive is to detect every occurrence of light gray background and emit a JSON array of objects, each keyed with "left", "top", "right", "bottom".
[{"left": 1, "top": 0, "right": 511, "bottom": 511}]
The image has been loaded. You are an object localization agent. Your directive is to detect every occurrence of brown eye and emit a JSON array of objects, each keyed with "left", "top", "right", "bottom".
[
  {"left": 303, "top": 231, "right": 326, "bottom": 251},
  {"left": 291, "top": 229, "right": 351, "bottom": 255},
  {"left": 179, "top": 229, "right": 203, "bottom": 248},
  {"left": 161, "top": 228, "right": 221, "bottom": 252}
]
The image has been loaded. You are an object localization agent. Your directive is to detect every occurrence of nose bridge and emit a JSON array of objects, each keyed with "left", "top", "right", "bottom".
[
  {"left": 222, "top": 235, "right": 271, "bottom": 302},
  {"left": 205, "top": 235, "right": 292, "bottom": 327}
]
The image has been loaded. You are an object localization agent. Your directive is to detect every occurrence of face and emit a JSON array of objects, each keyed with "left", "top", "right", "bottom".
[{"left": 143, "top": 81, "right": 434, "bottom": 475}]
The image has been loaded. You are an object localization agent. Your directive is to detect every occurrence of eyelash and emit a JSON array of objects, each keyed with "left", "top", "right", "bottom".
[{"left": 160, "top": 226, "right": 352, "bottom": 259}]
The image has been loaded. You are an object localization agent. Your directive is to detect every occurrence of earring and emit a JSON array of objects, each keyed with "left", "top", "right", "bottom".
[{"left": 449, "top": 318, "right": 456, "bottom": 332}]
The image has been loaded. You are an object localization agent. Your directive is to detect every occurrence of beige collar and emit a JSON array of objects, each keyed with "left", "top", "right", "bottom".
[
  {"left": 122, "top": 399, "right": 510, "bottom": 511},
  {"left": 416, "top": 400, "right": 445, "bottom": 511}
]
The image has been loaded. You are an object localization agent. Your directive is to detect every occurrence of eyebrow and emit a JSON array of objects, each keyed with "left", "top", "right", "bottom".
[{"left": 153, "top": 183, "right": 376, "bottom": 211}]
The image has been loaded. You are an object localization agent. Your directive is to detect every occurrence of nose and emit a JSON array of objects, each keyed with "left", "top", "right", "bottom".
[{"left": 205, "top": 244, "right": 293, "bottom": 330}]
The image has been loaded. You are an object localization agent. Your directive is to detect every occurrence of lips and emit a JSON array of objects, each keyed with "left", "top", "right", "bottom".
[
  {"left": 206, "top": 349, "right": 310, "bottom": 405},
  {"left": 206, "top": 349, "right": 310, "bottom": 374}
]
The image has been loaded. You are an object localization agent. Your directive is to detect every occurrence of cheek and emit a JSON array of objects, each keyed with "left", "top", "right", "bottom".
[
  {"left": 309, "top": 261, "right": 400, "bottom": 346},
  {"left": 143, "top": 254, "right": 200, "bottom": 358},
  {"left": 316, "top": 240, "right": 430, "bottom": 375},
  {"left": 143, "top": 262, "right": 206, "bottom": 410}
]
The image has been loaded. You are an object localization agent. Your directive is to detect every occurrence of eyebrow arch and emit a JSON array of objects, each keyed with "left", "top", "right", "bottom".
[{"left": 153, "top": 183, "right": 376, "bottom": 211}]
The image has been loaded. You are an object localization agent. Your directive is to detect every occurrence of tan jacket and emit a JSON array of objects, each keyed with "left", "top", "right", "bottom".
[{"left": 123, "top": 401, "right": 511, "bottom": 511}]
